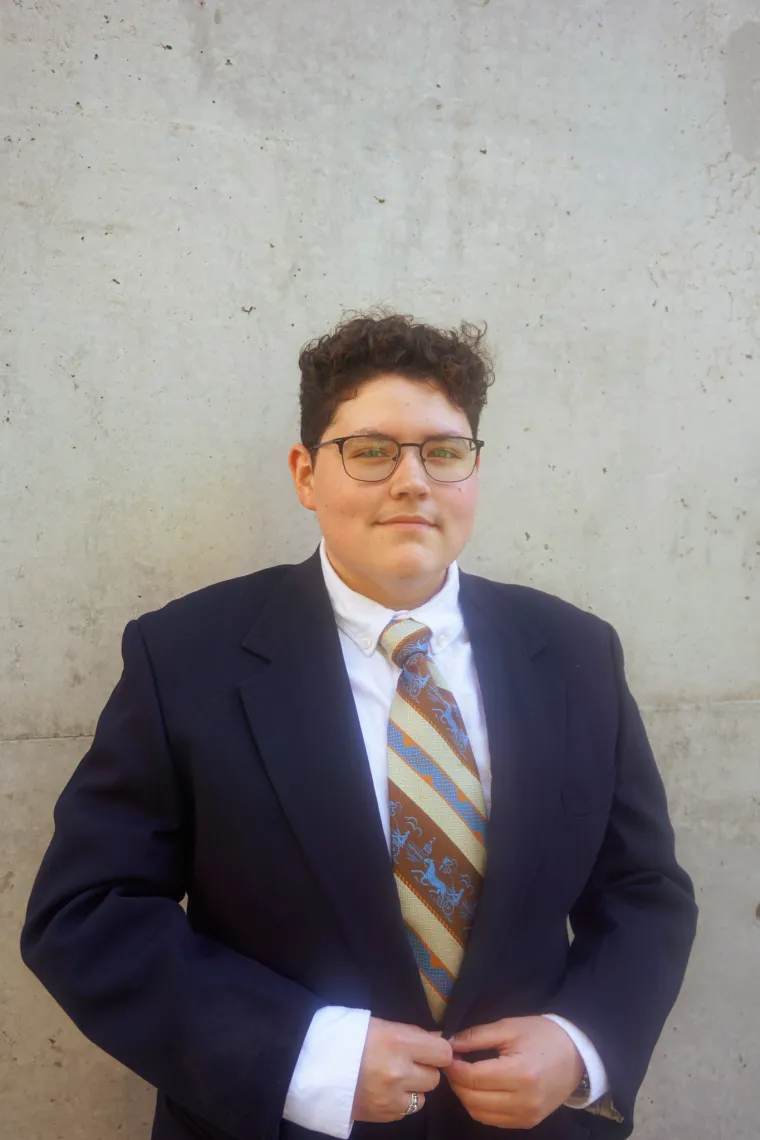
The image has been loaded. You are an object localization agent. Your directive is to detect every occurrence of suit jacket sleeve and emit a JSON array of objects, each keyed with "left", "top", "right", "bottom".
[
  {"left": 20, "top": 619, "right": 323, "bottom": 1140},
  {"left": 547, "top": 623, "right": 698, "bottom": 1127}
]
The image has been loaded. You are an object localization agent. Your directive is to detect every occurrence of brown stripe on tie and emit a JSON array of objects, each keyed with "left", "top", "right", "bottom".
[
  {"left": 398, "top": 660, "right": 480, "bottom": 777},
  {"left": 390, "top": 783, "right": 483, "bottom": 947}
]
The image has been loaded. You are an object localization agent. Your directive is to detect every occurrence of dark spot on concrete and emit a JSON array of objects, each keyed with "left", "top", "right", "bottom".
[
  {"left": 214, "top": 7, "right": 222, "bottom": 23},
  {"left": 0, "top": 871, "right": 13, "bottom": 893},
  {"left": 756, "top": 902, "right": 760, "bottom": 921},
  {"left": 725, "top": 23, "right": 760, "bottom": 159},
  {"left": 160, "top": 43, "right": 173, "bottom": 50},
  {"left": 375, "top": 197, "right": 386, "bottom": 204}
]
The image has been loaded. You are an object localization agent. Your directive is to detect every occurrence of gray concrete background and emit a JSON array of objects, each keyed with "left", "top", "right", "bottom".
[{"left": 1, "top": 0, "right": 758, "bottom": 1136}]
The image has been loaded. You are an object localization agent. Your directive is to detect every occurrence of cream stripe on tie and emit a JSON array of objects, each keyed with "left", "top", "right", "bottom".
[
  {"left": 395, "top": 878, "right": 466, "bottom": 977},
  {"left": 391, "top": 698, "right": 487, "bottom": 814},
  {"left": 389, "top": 757, "right": 487, "bottom": 875},
  {"left": 380, "top": 617, "right": 488, "bottom": 1022}
]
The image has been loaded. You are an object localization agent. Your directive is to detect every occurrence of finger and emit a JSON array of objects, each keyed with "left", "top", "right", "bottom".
[
  {"left": 406, "top": 1062, "right": 442, "bottom": 1094},
  {"left": 408, "top": 1033, "right": 454, "bottom": 1068},
  {"left": 449, "top": 1086, "right": 522, "bottom": 1118},
  {"left": 446, "top": 1057, "right": 521, "bottom": 1092},
  {"left": 449, "top": 1019, "right": 515, "bottom": 1053},
  {"left": 386, "top": 1023, "right": 451, "bottom": 1068},
  {"left": 468, "top": 1108, "right": 521, "bottom": 1129},
  {"left": 396, "top": 1091, "right": 426, "bottom": 1119},
  {"left": 446, "top": 1083, "right": 524, "bottom": 1127},
  {"left": 455, "top": 1088, "right": 511, "bottom": 1109}
]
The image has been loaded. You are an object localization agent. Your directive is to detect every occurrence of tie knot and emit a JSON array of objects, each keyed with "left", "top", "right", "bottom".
[{"left": 379, "top": 619, "right": 432, "bottom": 669}]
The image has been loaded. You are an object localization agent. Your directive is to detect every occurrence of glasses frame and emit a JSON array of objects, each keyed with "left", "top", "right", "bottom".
[{"left": 310, "top": 434, "right": 485, "bottom": 483}]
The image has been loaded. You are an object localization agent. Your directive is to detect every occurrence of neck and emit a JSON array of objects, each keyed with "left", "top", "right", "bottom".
[{"left": 325, "top": 549, "right": 448, "bottom": 611}]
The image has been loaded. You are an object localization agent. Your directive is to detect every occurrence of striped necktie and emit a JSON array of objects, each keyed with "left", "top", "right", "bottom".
[{"left": 379, "top": 618, "right": 488, "bottom": 1022}]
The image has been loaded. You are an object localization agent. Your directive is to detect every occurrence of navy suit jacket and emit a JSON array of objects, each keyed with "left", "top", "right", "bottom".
[{"left": 21, "top": 549, "right": 697, "bottom": 1140}]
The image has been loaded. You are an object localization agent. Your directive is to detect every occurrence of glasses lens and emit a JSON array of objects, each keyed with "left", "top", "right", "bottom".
[
  {"left": 421, "top": 437, "right": 476, "bottom": 482},
  {"left": 342, "top": 436, "right": 399, "bottom": 481}
]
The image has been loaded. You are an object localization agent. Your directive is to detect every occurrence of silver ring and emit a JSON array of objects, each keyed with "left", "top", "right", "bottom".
[{"left": 405, "top": 1092, "right": 420, "bottom": 1116}]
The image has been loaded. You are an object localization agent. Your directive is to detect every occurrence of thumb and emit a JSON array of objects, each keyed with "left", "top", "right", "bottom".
[{"left": 449, "top": 1018, "right": 518, "bottom": 1053}]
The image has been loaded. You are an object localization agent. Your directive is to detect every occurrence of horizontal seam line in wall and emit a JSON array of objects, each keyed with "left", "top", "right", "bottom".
[
  {"left": 640, "top": 700, "right": 760, "bottom": 711},
  {"left": 0, "top": 734, "right": 93, "bottom": 743},
  {"left": 0, "top": 107, "right": 300, "bottom": 142},
  {"left": 4, "top": 697, "right": 760, "bottom": 743},
  {"left": 2, "top": 698, "right": 760, "bottom": 743}
]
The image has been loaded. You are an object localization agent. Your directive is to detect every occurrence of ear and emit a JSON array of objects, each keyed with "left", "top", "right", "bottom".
[{"left": 288, "top": 444, "right": 317, "bottom": 512}]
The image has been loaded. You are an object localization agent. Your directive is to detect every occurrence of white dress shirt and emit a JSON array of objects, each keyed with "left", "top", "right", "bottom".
[{"left": 283, "top": 541, "right": 609, "bottom": 1137}]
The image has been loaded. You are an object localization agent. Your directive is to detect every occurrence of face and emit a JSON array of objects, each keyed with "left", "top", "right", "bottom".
[{"left": 289, "top": 374, "right": 481, "bottom": 608}]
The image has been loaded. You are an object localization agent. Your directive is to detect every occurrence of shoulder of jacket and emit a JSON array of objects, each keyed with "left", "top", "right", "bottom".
[
  {"left": 133, "top": 561, "right": 294, "bottom": 637},
  {"left": 463, "top": 572, "right": 613, "bottom": 639}
]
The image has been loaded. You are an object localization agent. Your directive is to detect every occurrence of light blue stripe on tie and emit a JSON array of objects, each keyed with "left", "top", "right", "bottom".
[
  {"left": 406, "top": 926, "right": 455, "bottom": 997},
  {"left": 388, "top": 722, "right": 487, "bottom": 843}
]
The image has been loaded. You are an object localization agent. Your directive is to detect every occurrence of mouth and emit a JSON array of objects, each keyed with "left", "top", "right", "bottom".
[{"left": 377, "top": 518, "right": 437, "bottom": 528}]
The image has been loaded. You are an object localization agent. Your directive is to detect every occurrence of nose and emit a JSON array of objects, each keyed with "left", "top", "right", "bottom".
[{"left": 389, "top": 445, "right": 430, "bottom": 494}]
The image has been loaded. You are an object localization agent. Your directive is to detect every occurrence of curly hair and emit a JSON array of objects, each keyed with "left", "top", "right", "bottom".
[{"left": 298, "top": 311, "right": 495, "bottom": 450}]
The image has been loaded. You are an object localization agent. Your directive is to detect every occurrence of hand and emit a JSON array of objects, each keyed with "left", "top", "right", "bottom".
[
  {"left": 351, "top": 1016, "right": 453, "bottom": 1123},
  {"left": 446, "top": 1016, "right": 584, "bottom": 1130}
]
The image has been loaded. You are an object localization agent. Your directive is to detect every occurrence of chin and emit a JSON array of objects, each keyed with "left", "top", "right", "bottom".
[{"left": 384, "top": 546, "right": 439, "bottom": 579}]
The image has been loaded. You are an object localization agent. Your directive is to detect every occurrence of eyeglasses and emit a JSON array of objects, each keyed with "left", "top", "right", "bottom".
[{"left": 311, "top": 434, "right": 484, "bottom": 483}]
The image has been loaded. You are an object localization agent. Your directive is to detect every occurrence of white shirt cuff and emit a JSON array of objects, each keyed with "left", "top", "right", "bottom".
[
  {"left": 542, "top": 1014, "right": 610, "bottom": 1108},
  {"left": 283, "top": 1006, "right": 371, "bottom": 1138}
]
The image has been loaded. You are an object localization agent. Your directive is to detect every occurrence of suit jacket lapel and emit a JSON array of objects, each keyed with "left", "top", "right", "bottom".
[
  {"left": 238, "top": 549, "right": 431, "bottom": 1025},
  {"left": 444, "top": 574, "right": 567, "bottom": 1031}
]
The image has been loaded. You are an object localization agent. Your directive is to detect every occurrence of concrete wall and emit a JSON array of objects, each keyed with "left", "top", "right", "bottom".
[{"left": 1, "top": 0, "right": 758, "bottom": 1135}]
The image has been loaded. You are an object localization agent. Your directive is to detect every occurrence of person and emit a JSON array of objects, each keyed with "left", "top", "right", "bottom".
[{"left": 21, "top": 313, "right": 697, "bottom": 1140}]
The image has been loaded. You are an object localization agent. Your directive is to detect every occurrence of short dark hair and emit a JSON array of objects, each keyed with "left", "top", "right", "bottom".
[{"left": 298, "top": 311, "right": 495, "bottom": 451}]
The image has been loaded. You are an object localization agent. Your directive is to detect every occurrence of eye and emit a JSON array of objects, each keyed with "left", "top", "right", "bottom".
[
  {"left": 344, "top": 436, "right": 397, "bottom": 460},
  {"left": 424, "top": 439, "right": 469, "bottom": 460}
]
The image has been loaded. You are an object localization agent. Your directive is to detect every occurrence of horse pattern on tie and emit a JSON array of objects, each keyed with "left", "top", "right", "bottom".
[{"left": 380, "top": 618, "right": 488, "bottom": 1022}]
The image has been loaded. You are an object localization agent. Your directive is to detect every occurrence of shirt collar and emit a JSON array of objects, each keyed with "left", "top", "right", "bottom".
[{"left": 318, "top": 537, "right": 465, "bottom": 658}]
